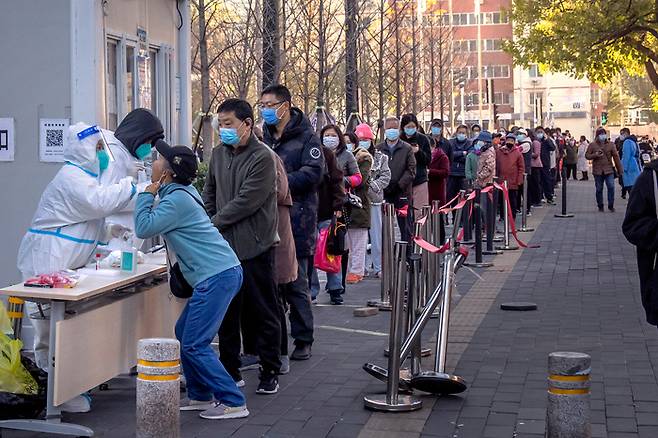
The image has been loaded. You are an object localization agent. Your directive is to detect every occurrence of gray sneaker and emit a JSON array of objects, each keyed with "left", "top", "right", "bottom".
[
  {"left": 199, "top": 402, "right": 250, "bottom": 420},
  {"left": 279, "top": 355, "right": 290, "bottom": 375},
  {"left": 180, "top": 397, "right": 214, "bottom": 411}
]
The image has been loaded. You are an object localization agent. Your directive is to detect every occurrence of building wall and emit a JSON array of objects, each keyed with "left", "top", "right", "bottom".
[{"left": 0, "top": 0, "right": 72, "bottom": 285}]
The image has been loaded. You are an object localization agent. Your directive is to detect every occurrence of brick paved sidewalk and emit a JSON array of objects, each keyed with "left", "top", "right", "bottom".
[{"left": 6, "top": 179, "right": 655, "bottom": 438}]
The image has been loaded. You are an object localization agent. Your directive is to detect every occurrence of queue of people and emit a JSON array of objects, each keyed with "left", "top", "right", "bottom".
[{"left": 18, "top": 81, "right": 645, "bottom": 421}]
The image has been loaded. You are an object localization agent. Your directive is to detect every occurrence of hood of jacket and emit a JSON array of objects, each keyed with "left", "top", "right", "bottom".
[
  {"left": 114, "top": 108, "right": 164, "bottom": 158},
  {"left": 64, "top": 122, "right": 102, "bottom": 175}
]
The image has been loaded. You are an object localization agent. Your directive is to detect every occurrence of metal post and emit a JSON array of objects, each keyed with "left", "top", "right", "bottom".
[
  {"left": 461, "top": 193, "right": 474, "bottom": 244},
  {"left": 546, "top": 352, "right": 591, "bottom": 438},
  {"left": 420, "top": 205, "right": 432, "bottom": 307},
  {"left": 369, "top": 203, "right": 395, "bottom": 310},
  {"left": 496, "top": 181, "right": 519, "bottom": 251},
  {"left": 464, "top": 188, "right": 493, "bottom": 267},
  {"left": 483, "top": 185, "right": 502, "bottom": 255},
  {"left": 137, "top": 338, "right": 180, "bottom": 438},
  {"left": 364, "top": 242, "right": 422, "bottom": 412},
  {"left": 555, "top": 165, "right": 575, "bottom": 218},
  {"left": 519, "top": 173, "right": 534, "bottom": 232},
  {"left": 408, "top": 254, "right": 422, "bottom": 377}
]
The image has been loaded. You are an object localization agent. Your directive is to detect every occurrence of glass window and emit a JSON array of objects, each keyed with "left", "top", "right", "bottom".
[
  {"left": 150, "top": 50, "right": 157, "bottom": 112},
  {"left": 126, "top": 46, "right": 135, "bottom": 111},
  {"left": 106, "top": 41, "right": 118, "bottom": 130},
  {"left": 529, "top": 64, "right": 542, "bottom": 78}
]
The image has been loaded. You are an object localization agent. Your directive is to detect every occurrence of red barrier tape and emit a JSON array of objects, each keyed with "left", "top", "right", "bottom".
[{"left": 492, "top": 182, "right": 540, "bottom": 249}]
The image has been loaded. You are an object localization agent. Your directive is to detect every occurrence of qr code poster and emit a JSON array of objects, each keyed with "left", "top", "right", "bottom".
[
  {"left": 0, "top": 118, "right": 15, "bottom": 161},
  {"left": 39, "top": 118, "right": 69, "bottom": 162}
]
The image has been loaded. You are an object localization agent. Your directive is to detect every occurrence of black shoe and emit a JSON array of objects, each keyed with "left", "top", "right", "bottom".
[
  {"left": 609, "top": 206, "right": 616, "bottom": 212},
  {"left": 330, "top": 293, "right": 343, "bottom": 305},
  {"left": 290, "top": 344, "right": 312, "bottom": 361},
  {"left": 256, "top": 371, "right": 279, "bottom": 395},
  {"left": 598, "top": 206, "right": 604, "bottom": 212}
]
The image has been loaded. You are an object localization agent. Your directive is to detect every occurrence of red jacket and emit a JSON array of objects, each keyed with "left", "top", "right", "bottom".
[
  {"left": 428, "top": 146, "right": 450, "bottom": 205},
  {"left": 496, "top": 146, "right": 525, "bottom": 190}
]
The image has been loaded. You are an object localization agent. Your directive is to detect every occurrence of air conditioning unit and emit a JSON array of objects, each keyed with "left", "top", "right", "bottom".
[{"left": 530, "top": 79, "right": 541, "bottom": 86}]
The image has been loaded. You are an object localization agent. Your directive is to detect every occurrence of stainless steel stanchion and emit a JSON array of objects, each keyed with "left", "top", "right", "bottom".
[
  {"left": 519, "top": 173, "right": 534, "bottom": 232},
  {"left": 408, "top": 254, "right": 423, "bottom": 377},
  {"left": 368, "top": 203, "right": 395, "bottom": 310},
  {"left": 410, "top": 210, "right": 468, "bottom": 395},
  {"left": 364, "top": 242, "right": 422, "bottom": 412},
  {"left": 496, "top": 181, "right": 519, "bottom": 251},
  {"left": 461, "top": 193, "right": 474, "bottom": 245},
  {"left": 483, "top": 185, "right": 503, "bottom": 255},
  {"left": 464, "top": 188, "right": 493, "bottom": 268},
  {"left": 554, "top": 165, "right": 575, "bottom": 218}
]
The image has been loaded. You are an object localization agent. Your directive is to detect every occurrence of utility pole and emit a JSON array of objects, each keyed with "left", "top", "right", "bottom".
[{"left": 475, "top": 0, "right": 483, "bottom": 127}]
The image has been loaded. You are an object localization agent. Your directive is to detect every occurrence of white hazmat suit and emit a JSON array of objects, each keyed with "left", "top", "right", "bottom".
[{"left": 17, "top": 122, "right": 137, "bottom": 371}]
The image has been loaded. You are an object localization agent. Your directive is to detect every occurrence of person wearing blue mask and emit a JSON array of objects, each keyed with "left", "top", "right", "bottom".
[
  {"left": 586, "top": 127, "right": 623, "bottom": 212},
  {"left": 376, "top": 116, "right": 416, "bottom": 246},
  {"left": 260, "top": 84, "right": 323, "bottom": 361},
  {"left": 471, "top": 123, "right": 482, "bottom": 140},
  {"left": 447, "top": 124, "right": 473, "bottom": 207},
  {"left": 18, "top": 122, "right": 138, "bottom": 412},
  {"left": 202, "top": 98, "right": 282, "bottom": 395},
  {"left": 100, "top": 108, "right": 165, "bottom": 250},
  {"left": 619, "top": 127, "right": 642, "bottom": 199},
  {"left": 400, "top": 113, "right": 432, "bottom": 214},
  {"left": 534, "top": 126, "right": 556, "bottom": 205},
  {"left": 429, "top": 119, "right": 453, "bottom": 166}
]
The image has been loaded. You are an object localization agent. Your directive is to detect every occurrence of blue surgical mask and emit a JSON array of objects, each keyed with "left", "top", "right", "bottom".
[
  {"left": 358, "top": 140, "right": 370, "bottom": 150},
  {"left": 97, "top": 149, "right": 110, "bottom": 172},
  {"left": 431, "top": 126, "right": 442, "bottom": 136},
  {"left": 385, "top": 128, "right": 400, "bottom": 141},
  {"left": 135, "top": 143, "right": 152, "bottom": 160},
  {"left": 475, "top": 141, "right": 484, "bottom": 150},
  {"left": 516, "top": 134, "right": 525, "bottom": 142},
  {"left": 598, "top": 134, "right": 608, "bottom": 142},
  {"left": 261, "top": 106, "right": 281, "bottom": 125},
  {"left": 619, "top": 134, "right": 626, "bottom": 141},
  {"left": 323, "top": 136, "right": 339, "bottom": 149},
  {"left": 345, "top": 143, "right": 354, "bottom": 152},
  {"left": 537, "top": 132, "right": 544, "bottom": 140},
  {"left": 404, "top": 127, "right": 417, "bottom": 137},
  {"left": 456, "top": 133, "right": 466, "bottom": 142},
  {"left": 220, "top": 127, "right": 241, "bottom": 146}
]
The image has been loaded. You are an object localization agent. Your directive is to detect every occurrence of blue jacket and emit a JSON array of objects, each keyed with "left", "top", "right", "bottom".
[
  {"left": 449, "top": 137, "right": 473, "bottom": 177},
  {"left": 263, "top": 108, "right": 324, "bottom": 257},
  {"left": 134, "top": 183, "right": 240, "bottom": 287},
  {"left": 622, "top": 135, "right": 642, "bottom": 188}
]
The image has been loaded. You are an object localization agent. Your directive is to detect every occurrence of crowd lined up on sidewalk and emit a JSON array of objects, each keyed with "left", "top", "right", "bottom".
[{"left": 15, "top": 80, "right": 658, "bottom": 425}]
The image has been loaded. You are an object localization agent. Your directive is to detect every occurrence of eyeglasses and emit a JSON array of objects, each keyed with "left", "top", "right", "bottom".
[{"left": 256, "top": 101, "right": 285, "bottom": 110}]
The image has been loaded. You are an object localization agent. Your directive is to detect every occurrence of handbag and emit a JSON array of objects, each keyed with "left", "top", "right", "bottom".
[
  {"left": 314, "top": 227, "right": 342, "bottom": 274},
  {"left": 163, "top": 188, "right": 207, "bottom": 299},
  {"left": 326, "top": 217, "right": 347, "bottom": 256}
]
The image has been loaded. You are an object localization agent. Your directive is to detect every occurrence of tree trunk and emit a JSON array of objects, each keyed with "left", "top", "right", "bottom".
[
  {"left": 377, "top": 0, "right": 386, "bottom": 140},
  {"left": 262, "top": 0, "right": 280, "bottom": 88},
  {"left": 315, "top": 0, "right": 327, "bottom": 133},
  {"left": 394, "top": 0, "right": 401, "bottom": 117},
  {"left": 438, "top": 14, "right": 445, "bottom": 122},
  {"left": 429, "top": 16, "right": 435, "bottom": 120},
  {"left": 411, "top": 4, "right": 418, "bottom": 114},
  {"left": 345, "top": 0, "right": 359, "bottom": 128},
  {"left": 198, "top": 0, "right": 213, "bottom": 163}
]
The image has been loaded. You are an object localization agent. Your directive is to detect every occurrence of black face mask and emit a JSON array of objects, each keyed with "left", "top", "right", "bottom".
[{"left": 505, "top": 143, "right": 515, "bottom": 148}]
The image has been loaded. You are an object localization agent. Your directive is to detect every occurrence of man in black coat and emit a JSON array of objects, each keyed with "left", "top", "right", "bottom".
[
  {"left": 261, "top": 84, "right": 324, "bottom": 360},
  {"left": 535, "top": 126, "right": 556, "bottom": 204},
  {"left": 623, "top": 160, "right": 658, "bottom": 327}
]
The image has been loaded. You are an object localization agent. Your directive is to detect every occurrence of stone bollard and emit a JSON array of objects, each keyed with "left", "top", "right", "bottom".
[
  {"left": 546, "top": 352, "right": 591, "bottom": 438},
  {"left": 137, "top": 338, "right": 181, "bottom": 438}
]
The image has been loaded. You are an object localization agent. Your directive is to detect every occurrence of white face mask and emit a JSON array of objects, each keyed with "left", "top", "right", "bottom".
[{"left": 323, "top": 136, "right": 339, "bottom": 149}]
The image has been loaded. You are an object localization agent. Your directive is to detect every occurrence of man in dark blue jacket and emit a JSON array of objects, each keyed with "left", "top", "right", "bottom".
[
  {"left": 261, "top": 84, "right": 324, "bottom": 361},
  {"left": 447, "top": 124, "right": 473, "bottom": 203},
  {"left": 535, "top": 126, "right": 555, "bottom": 204}
]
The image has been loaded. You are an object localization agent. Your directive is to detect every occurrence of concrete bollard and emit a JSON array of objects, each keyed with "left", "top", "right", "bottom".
[
  {"left": 137, "top": 338, "right": 181, "bottom": 438},
  {"left": 546, "top": 352, "right": 591, "bottom": 438}
]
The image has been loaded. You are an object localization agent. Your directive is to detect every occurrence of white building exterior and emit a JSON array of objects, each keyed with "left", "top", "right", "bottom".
[
  {"left": 513, "top": 65, "right": 596, "bottom": 137},
  {"left": 0, "top": 0, "right": 191, "bottom": 285}
]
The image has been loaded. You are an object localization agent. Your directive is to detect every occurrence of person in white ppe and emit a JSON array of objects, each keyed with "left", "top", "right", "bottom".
[
  {"left": 100, "top": 108, "right": 165, "bottom": 249},
  {"left": 17, "top": 122, "right": 139, "bottom": 412}
]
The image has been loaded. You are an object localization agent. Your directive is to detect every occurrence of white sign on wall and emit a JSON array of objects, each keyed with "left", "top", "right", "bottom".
[
  {"left": 0, "top": 118, "right": 15, "bottom": 161},
  {"left": 39, "top": 118, "right": 69, "bottom": 163}
]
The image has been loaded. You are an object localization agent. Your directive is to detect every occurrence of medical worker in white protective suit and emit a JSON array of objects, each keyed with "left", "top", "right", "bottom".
[
  {"left": 100, "top": 108, "right": 165, "bottom": 249},
  {"left": 17, "top": 122, "right": 140, "bottom": 412}
]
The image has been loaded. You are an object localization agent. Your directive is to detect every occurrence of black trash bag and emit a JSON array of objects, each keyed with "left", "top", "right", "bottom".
[{"left": 0, "top": 356, "right": 47, "bottom": 420}]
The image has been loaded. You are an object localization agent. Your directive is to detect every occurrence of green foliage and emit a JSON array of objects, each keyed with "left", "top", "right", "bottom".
[
  {"left": 194, "top": 161, "right": 208, "bottom": 193},
  {"left": 505, "top": 0, "right": 658, "bottom": 88}
]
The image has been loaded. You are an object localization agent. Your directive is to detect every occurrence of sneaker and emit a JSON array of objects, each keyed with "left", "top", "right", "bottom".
[
  {"left": 180, "top": 397, "right": 215, "bottom": 411},
  {"left": 608, "top": 206, "right": 616, "bottom": 213},
  {"left": 290, "top": 343, "right": 312, "bottom": 361},
  {"left": 279, "top": 355, "right": 290, "bottom": 375},
  {"left": 329, "top": 293, "right": 343, "bottom": 305},
  {"left": 311, "top": 297, "right": 317, "bottom": 305},
  {"left": 62, "top": 393, "right": 92, "bottom": 413},
  {"left": 235, "top": 379, "right": 245, "bottom": 388},
  {"left": 199, "top": 402, "right": 249, "bottom": 420},
  {"left": 239, "top": 354, "right": 260, "bottom": 371},
  {"left": 256, "top": 372, "right": 279, "bottom": 395},
  {"left": 346, "top": 273, "right": 363, "bottom": 284}
]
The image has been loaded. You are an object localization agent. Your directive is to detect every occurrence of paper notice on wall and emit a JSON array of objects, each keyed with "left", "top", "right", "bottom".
[
  {"left": 0, "top": 118, "right": 15, "bottom": 161},
  {"left": 39, "top": 118, "right": 69, "bottom": 163}
]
